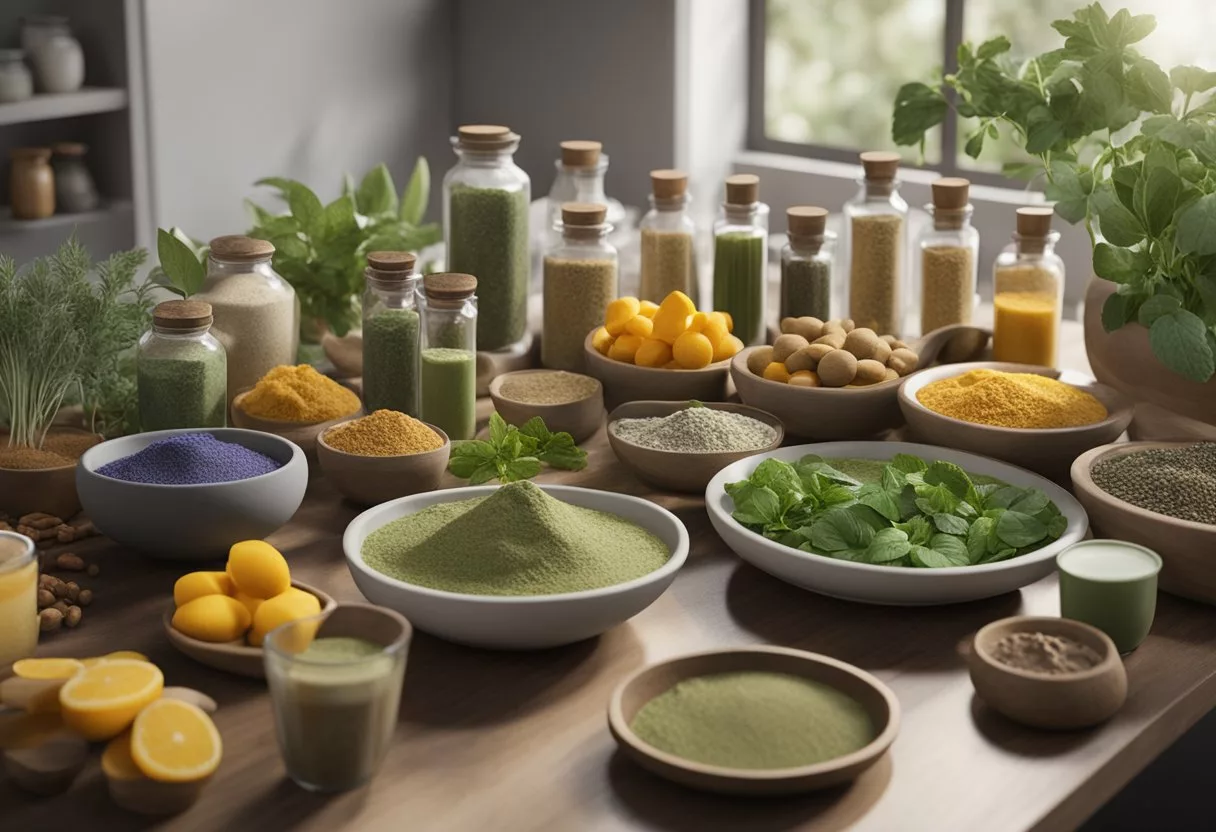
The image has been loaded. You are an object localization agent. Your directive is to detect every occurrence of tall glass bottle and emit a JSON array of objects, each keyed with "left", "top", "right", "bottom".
[
  {"left": 918, "top": 178, "right": 979, "bottom": 335},
  {"left": 780, "top": 206, "right": 835, "bottom": 321},
  {"left": 443, "top": 125, "right": 529, "bottom": 352},
  {"left": 639, "top": 169, "right": 697, "bottom": 304},
  {"left": 419, "top": 273, "right": 478, "bottom": 441},
  {"left": 362, "top": 251, "right": 421, "bottom": 416},
  {"left": 137, "top": 300, "right": 227, "bottom": 430},
  {"left": 543, "top": 203, "right": 617, "bottom": 372},
  {"left": 546, "top": 140, "right": 626, "bottom": 233},
  {"left": 712, "top": 174, "right": 769, "bottom": 346},
  {"left": 845, "top": 151, "right": 908, "bottom": 334},
  {"left": 993, "top": 207, "right": 1064, "bottom": 367}
]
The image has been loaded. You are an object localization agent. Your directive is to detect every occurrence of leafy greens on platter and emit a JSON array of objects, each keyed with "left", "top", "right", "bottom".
[{"left": 724, "top": 454, "right": 1067, "bottom": 569}]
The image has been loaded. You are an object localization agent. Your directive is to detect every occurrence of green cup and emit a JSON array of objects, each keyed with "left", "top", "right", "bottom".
[{"left": 1058, "top": 540, "right": 1162, "bottom": 653}]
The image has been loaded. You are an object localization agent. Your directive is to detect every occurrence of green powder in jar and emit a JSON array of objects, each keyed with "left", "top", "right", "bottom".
[
  {"left": 640, "top": 229, "right": 697, "bottom": 304},
  {"left": 780, "top": 257, "right": 831, "bottom": 321},
  {"left": 630, "top": 671, "right": 875, "bottom": 770},
  {"left": 712, "top": 232, "right": 766, "bottom": 347},
  {"left": 360, "top": 480, "right": 670, "bottom": 595},
  {"left": 420, "top": 347, "right": 476, "bottom": 441},
  {"left": 849, "top": 214, "right": 903, "bottom": 334},
  {"left": 1091, "top": 443, "right": 1216, "bottom": 525},
  {"left": 362, "top": 308, "right": 419, "bottom": 416},
  {"left": 137, "top": 344, "right": 227, "bottom": 430},
  {"left": 542, "top": 256, "right": 617, "bottom": 372},
  {"left": 448, "top": 185, "right": 530, "bottom": 351},
  {"left": 611, "top": 406, "right": 776, "bottom": 453}
]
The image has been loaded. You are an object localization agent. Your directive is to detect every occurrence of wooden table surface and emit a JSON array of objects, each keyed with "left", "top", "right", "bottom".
[{"left": 7, "top": 321, "right": 1216, "bottom": 832}]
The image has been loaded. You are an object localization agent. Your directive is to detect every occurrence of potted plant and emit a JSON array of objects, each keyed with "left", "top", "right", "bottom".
[{"left": 891, "top": 3, "right": 1216, "bottom": 432}]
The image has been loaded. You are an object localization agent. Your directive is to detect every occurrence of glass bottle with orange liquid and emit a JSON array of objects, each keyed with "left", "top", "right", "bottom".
[{"left": 992, "top": 207, "right": 1063, "bottom": 367}]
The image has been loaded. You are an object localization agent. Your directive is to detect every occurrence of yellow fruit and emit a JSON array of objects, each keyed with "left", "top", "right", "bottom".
[
  {"left": 762, "top": 362, "right": 792, "bottom": 383},
  {"left": 638, "top": 300, "right": 660, "bottom": 318},
  {"left": 687, "top": 311, "right": 710, "bottom": 333},
  {"left": 713, "top": 334, "right": 745, "bottom": 363},
  {"left": 703, "top": 316, "right": 730, "bottom": 348},
  {"left": 634, "top": 338, "right": 674, "bottom": 368},
  {"left": 171, "top": 595, "right": 252, "bottom": 643},
  {"left": 82, "top": 651, "right": 151, "bottom": 669},
  {"left": 59, "top": 660, "right": 164, "bottom": 741},
  {"left": 605, "top": 297, "right": 641, "bottom": 336},
  {"left": 624, "top": 315, "right": 654, "bottom": 338},
  {"left": 130, "top": 699, "right": 222, "bottom": 783},
  {"left": 101, "top": 730, "right": 143, "bottom": 780},
  {"left": 663, "top": 360, "right": 682, "bottom": 369},
  {"left": 172, "top": 571, "right": 233, "bottom": 607},
  {"left": 591, "top": 326, "right": 614, "bottom": 355},
  {"left": 248, "top": 588, "right": 322, "bottom": 647},
  {"left": 673, "top": 331, "right": 714, "bottom": 369},
  {"left": 652, "top": 291, "right": 697, "bottom": 345},
  {"left": 12, "top": 658, "right": 85, "bottom": 681},
  {"left": 226, "top": 540, "right": 290, "bottom": 599},
  {"left": 233, "top": 591, "right": 263, "bottom": 620},
  {"left": 789, "top": 370, "right": 821, "bottom": 387},
  {"left": 607, "top": 333, "right": 643, "bottom": 364},
  {"left": 720, "top": 311, "right": 734, "bottom": 332}
]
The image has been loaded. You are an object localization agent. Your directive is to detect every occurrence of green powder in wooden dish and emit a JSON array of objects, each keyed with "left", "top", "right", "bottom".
[
  {"left": 630, "top": 671, "right": 875, "bottom": 769},
  {"left": 360, "top": 481, "right": 670, "bottom": 595}
]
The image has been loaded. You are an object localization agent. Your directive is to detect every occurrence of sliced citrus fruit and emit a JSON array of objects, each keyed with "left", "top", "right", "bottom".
[
  {"left": 81, "top": 650, "right": 152, "bottom": 668},
  {"left": 12, "top": 658, "right": 85, "bottom": 680},
  {"left": 130, "top": 698, "right": 222, "bottom": 783},
  {"left": 58, "top": 659, "right": 164, "bottom": 741},
  {"left": 101, "top": 730, "right": 143, "bottom": 781}
]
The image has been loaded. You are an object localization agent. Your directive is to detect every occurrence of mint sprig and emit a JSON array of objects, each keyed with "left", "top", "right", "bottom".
[{"left": 448, "top": 413, "right": 588, "bottom": 484}]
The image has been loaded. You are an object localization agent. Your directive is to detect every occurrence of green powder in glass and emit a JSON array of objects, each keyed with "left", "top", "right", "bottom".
[
  {"left": 420, "top": 347, "right": 476, "bottom": 441},
  {"left": 448, "top": 185, "right": 529, "bottom": 351},
  {"left": 630, "top": 671, "right": 875, "bottom": 770},
  {"left": 363, "top": 308, "right": 419, "bottom": 416},
  {"left": 781, "top": 257, "right": 831, "bottom": 321},
  {"left": 298, "top": 637, "right": 384, "bottom": 663},
  {"left": 137, "top": 345, "right": 227, "bottom": 430},
  {"left": 360, "top": 481, "right": 670, "bottom": 596},
  {"left": 712, "top": 232, "right": 766, "bottom": 347}
]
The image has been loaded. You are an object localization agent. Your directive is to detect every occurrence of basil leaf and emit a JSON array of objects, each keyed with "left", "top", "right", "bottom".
[
  {"left": 811, "top": 508, "right": 872, "bottom": 552},
  {"left": 400, "top": 157, "right": 431, "bottom": 225},
  {"left": 1177, "top": 193, "right": 1216, "bottom": 256},
  {"left": 1149, "top": 309, "right": 1216, "bottom": 382},
  {"left": 518, "top": 416, "right": 552, "bottom": 444},
  {"left": 881, "top": 465, "right": 907, "bottom": 491},
  {"left": 821, "top": 485, "right": 857, "bottom": 507},
  {"left": 915, "top": 482, "right": 959, "bottom": 514},
  {"left": 751, "top": 459, "right": 804, "bottom": 496},
  {"left": 355, "top": 163, "right": 397, "bottom": 216},
  {"left": 996, "top": 510, "right": 1048, "bottom": 548},
  {"left": 489, "top": 412, "right": 510, "bottom": 446},
  {"left": 866, "top": 528, "right": 911, "bottom": 563},
  {"left": 894, "top": 515, "right": 934, "bottom": 547},
  {"left": 891, "top": 454, "right": 928, "bottom": 474},
  {"left": 500, "top": 456, "right": 541, "bottom": 483},
  {"left": 933, "top": 513, "right": 970, "bottom": 535},
  {"left": 910, "top": 545, "right": 958, "bottom": 569},
  {"left": 156, "top": 228, "right": 206, "bottom": 297},
  {"left": 930, "top": 534, "right": 970, "bottom": 566},
  {"left": 967, "top": 517, "right": 995, "bottom": 563},
  {"left": 1171, "top": 65, "right": 1216, "bottom": 97},
  {"left": 984, "top": 485, "right": 1024, "bottom": 510},
  {"left": 924, "top": 461, "right": 972, "bottom": 499},
  {"left": 1093, "top": 243, "right": 1152, "bottom": 285},
  {"left": 537, "top": 432, "right": 587, "bottom": 471},
  {"left": 892, "top": 82, "right": 948, "bottom": 146},
  {"left": 1092, "top": 184, "right": 1145, "bottom": 247},
  {"left": 1009, "top": 488, "right": 1051, "bottom": 516},
  {"left": 732, "top": 485, "right": 782, "bottom": 527},
  {"left": 858, "top": 483, "right": 901, "bottom": 522},
  {"left": 465, "top": 461, "right": 500, "bottom": 485}
]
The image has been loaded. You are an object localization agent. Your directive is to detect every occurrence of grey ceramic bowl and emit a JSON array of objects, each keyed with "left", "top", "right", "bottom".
[{"left": 76, "top": 428, "right": 308, "bottom": 561}]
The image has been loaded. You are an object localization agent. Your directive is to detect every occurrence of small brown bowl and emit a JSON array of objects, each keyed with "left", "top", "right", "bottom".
[
  {"left": 608, "top": 646, "right": 900, "bottom": 795},
  {"left": 316, "top": 420, "right": 451, "bottom": 506},
  {"left": 489, "top": 370, "right": 604, "bottom": 443},
  {"left": 583, "top": 330, "right": 732, "bottom": 411},
  {"left": 163, "top": 579, "right": 337, "bottom": 678},
  {"left": 1072, "top": 441, "right": 1216, "bottom": 604},
  {"left": 968, "top": 615, "right": 1127, "bottom": 730},
  {"left": 230, "top": 388, "right": 363, "bottom": 459},
  {"left": 607, "top": 401, "right": 784, "bottom": 493},
  {"left": 899, "top": 362, "right": 1133, "bottom": 482}
]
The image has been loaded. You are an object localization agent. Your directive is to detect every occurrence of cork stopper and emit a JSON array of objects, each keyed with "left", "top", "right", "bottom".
[
  {"left": 725, "top": 174, "right": 759, "bottom": 206},
  {"left": 209, "top": 235, "right": 274, "bottom": 262},
  {"left": 1016, "top": 206, "right": 1054, "bottom": 237},
  {"left": 367, "top": 251, "right": 417, "bottom": 273},
  {"left": 52, "top": 142, "right": 87, "bottom": 157},
  {"left": 932, "top": 178, "right": 970, "bottom": 210},
  {"left": 423, "top": 273, "right": 477, "bottom": 301},
  {"left": 860, "top": 151, "right": 901, "bottom": 181},
  {"left": 153, "top": 299, "right": 212, "bottom": 330},
  {"left": 560, "top": 140, "right": 602, "bottom": 169},
  {"left": 787, "top": 206, "right": 828, "bottom": 237},
  {"left": 456, "top": 124, "right": 519, "bottom": 150},
  {"left": 561, "top": 202, "right": 607, "bottom": 226},
  {"left": 650, "top": 169, "right": 688, "bottom": 201}
]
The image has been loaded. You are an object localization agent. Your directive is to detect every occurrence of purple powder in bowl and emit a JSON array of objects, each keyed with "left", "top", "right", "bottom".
[{"left": 96, "top": 433, "right": 284, "bottom": 485}]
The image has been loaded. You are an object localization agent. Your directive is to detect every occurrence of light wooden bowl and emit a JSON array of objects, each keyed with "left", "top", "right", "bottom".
[
  {"left": 583, "top": 330, "right": 731, "bottom": 411},
  {"left": 230, "top": 388, "right": 363, "bottom": 459},
  {"left": 316, "top": 420, "right": 451, "bottom": 506},
  {"left": 162, "top": 580, "right": 337, "bottom": 678},
  {"left": 489, "top": 370, "right": 604, "bottom": 443},
  {"left": 608, "top": 646, "right": 899, "bottom": 795},
  {"left": 899, "top": 362, "right": 1133, "bottom": 482},
  {"left": 1072, "top": 441, "right": 1216, "bottom": 604},
  {"left": 968, "top": 615, "right": 1127, "bottom": 730},
  {"left": 607, "top": 401, "right": 784, "bottom": 493}
]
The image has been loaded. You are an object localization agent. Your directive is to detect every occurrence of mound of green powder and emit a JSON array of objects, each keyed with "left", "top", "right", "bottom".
[
  {"left": 360, "top": 481, "right": 671, "bottom": 595},
  {"left": 630, "top": 671, "right": 875, "bottom": 770}
]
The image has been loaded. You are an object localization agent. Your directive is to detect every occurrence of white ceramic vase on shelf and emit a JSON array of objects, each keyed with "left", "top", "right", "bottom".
[
  {"left": 0, "top": 49, "right": 33, "bottom": 103},
  {"left": 33, "top": 34, "right": 85, "bottom": 94}
]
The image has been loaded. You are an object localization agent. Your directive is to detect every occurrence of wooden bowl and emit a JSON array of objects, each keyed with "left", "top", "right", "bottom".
[
  {"left": 0, "top": 428, "right": 101, "bottom": 519},
  {"left": 607, "top": 401, "right": 784, "bottom": 493},
  {"left": 163, "top": 580, "right": 337, "bottom": 678},
  {"left": 583, "top": 330, "right": 731, "bottom": 411},
  {"left": 899, "top": 362, "right": 1133, "bottom": 482},
  {"left": 489, "top": 370, "right": 604, "bottom": 443},
  {"left": 230, "top": 388, "right": 363, "bottom": 459},
  {"left": 608, "top": 646, "right": 899, "bottom": 795},
  {"left": 316, "top": 420, "right": 451, "bottom": 506},
  {"left": 968, "top": 615, "right": 1127, "bottom": 730},
  {"left": 1072, "top": 441, "right": 1216, "bottom": 604}
]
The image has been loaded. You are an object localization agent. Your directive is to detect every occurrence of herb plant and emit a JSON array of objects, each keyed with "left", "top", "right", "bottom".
[
  {"left": 892, "top": 3, "right": 1216, "bottom": 381},
  {"left": 448, "top": 413, "right": 588, "bottom": 484},
  {"left": 725, "top": 454, "right": 1066, "bottom": 568}
]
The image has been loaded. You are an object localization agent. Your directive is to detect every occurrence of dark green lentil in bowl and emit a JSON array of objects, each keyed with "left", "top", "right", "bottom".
[{"left": 1090, "top": 442, "right": 1216, "bottom": 526}]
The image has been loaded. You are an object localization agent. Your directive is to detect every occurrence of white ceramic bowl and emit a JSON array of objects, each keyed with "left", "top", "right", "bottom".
[
  {"left": 705, "top": 441, "right": 1089, "bottom": 606},
  {"left": 342, "top": 484, "right": 689, "bottom": 649}
]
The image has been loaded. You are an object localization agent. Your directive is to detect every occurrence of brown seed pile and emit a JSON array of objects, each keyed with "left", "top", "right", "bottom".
[
  {"left": 498, "top": 371, "right": 600, "bottom": 405},
  {"left": 849, "top": 214, "right": 903, "bottom": 334},
  {"left": 37, "top": 552, "right": 99, "bottom": 634},
  {"left": 0, "top": 432, "right": 101, "bottom": 470},
  {"left": 4, "top": 512, "right": 98, "bottom": 548},
  {"left": 921, "top": 246, "right": 973, "bottom": 333}
]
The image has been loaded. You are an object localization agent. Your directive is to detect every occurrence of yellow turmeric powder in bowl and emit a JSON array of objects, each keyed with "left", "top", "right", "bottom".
[
  {"left": 323, "top": 410, "right": 444, "bottom": 456},
  {"left": 240, "top": 365, "right": 361, "bottom": 423},
  {"left": 917, "top": 369, "right": 1107, "bottom": 429}
]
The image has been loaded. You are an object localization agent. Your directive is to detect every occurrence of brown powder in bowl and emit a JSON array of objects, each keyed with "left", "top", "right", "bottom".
[
  {"left": 498, "top": 371, "right": 599, "bottom": 405},
  {"left": 0, "top": 432, "right": 101, "bottom": 470},
  {"left": 990, "top": 631, "right": 1103, "bottom": 675}
]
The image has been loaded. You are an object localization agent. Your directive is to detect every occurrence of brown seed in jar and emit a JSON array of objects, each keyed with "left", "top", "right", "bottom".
[
  {"left": 39, "top": 608, "right": 63, "bottom": 633},
  {"left": 746, "top": 346, "right": 774, "bottom": 375},
  {"left": 771, "top": 333, "right": 809, "bottom": 363},
  {"left": 784, "top": 346, "right": 820, "bottom": 373},
  {"left": 854, "top": 359, "right": 888, "bottom": 385},
  {"left": 812, "top": 331, "right": 846, "bottom": 350},
  {"left": 843, "top": 328, "right": 881, "bottom": 360},
  {"left": 817, "top": 349, "right": 858, "bottom": 387}
]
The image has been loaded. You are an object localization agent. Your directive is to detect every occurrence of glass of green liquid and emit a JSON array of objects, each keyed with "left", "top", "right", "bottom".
[{"left": 263, "top": 604, "right": 412, "bottom": 792}]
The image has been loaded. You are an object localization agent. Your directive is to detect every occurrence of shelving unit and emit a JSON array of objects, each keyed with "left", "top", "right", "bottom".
[{"left": 0, "top": 86, "right": 127, "bottom": 126}]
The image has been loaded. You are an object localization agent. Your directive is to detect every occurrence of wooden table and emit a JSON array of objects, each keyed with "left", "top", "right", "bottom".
[{"left": 6, "top": 321, "right": 1215, "bottom": 832}]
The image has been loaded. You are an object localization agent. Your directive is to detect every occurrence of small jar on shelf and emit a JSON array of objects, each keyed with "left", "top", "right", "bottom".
[
  {"left": 918, "top": 178, "right": 978, "bottom": 335},
  {"left": 51, "top": 142, "right": 99, "bottom": 214},
  {"left": 639, "top": 169, "right": 697, "bottom": 305},
  {"left": 780, "top": 206, "right": 835, "bottom": 322},
  {"left": 362, "top": 251, "right": 421, "bottom": 416},
  {"left": 419, "top": 273, "right": 478, "bottom": 441},
  {"left": 137, "top": 300, "right": 227, "bottom": 431},
  {"left": 712, "top": 174, "right": 769, "bottom": 346},
  {"left": 10, "top": 147, "right": 55, "bottom": 220},
  {"left": 0, "top": 49, "right": 33, "bottom": 103},
  {"left": 845, "top": 151, "right": 908, "bottom": 335},
  {"left": 993, "top": 207, "right": 1064, "bottom": 367},
  {"left": 543, "top": 203, "right": 617, "bottom": 372}
]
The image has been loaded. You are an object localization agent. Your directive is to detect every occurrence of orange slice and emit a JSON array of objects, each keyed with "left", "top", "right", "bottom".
[
  {"left": 11, "top": 658, "right": 85, "bottom": 680},
  {"left": 82, "top": 651, "right": 152, "bottom": 668},
  {"left": 101, "top": 730, "right": 143, "bottom": 781},
  {"left": 130, "top": 698, "right": 222, "bottom": 783},
  {"left": 58, "top": 659, "right": 164, "bottom": 741}
]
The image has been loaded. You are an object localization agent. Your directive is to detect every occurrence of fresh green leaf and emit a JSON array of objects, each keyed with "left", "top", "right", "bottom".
[
  {"left": 1044, "top": 161, "right": 1093, "bottom": 224},
  {"left": 1177, "top": 194, "right": 1216, "bottom": 255},
  {"left": 355, "top": 163, "right": 398, "bottom": 216},
  {"left": 930, "top": 534, "right": 970, "bottom": 565},
  {"left": 1093, "top": 243, "right": 1152, "bottom": 284},
  {"left": 751, "top": 459, "right": 804, "bottom": 496},
  {"left": 400, "top": 157, "right": 430, "bottom": 224},
  {"left": 1009, "top": 489, "right": 1051, "bottom": 515},
  {"left": 1138, "top": 294, "right": 1182, "bottom": 327},
  {"left": 933, "top": 513, "right": 970, "bottom": 535},
  {"left": 489, "top": 412, "right": 510, "bottom": 445},
  {"left": 1101, "top": 289, "right": 1134, "bottom": 332},
  {"left": 857, "top": 483, "right": 900, "bottom": 522},
  {"left": 518, "top": 416, "right": 552, "bottom": 444},
  {"left": 996, "top": 510, "right": 1048, "bottom": 548},
  {"left": 447, "top": 440, "right": 498, "bottom": 477},
  {"left": 894, "top": 515, "right": 934, "bottom": 547},
  {"left": 892, "top": 82, "right": 948, "bottom": 146},
  {"left": 500, "top": 456, "right": 542, "bottom": 483},
  {"left": 915, "top": 483, "right": 960, "bottom": 515},
  {"left": 910, "top": 544, "right": 966, "bottom": 568},
  {"left": 967, "top": 517, "right": 996, "bottom": 563},
  {"left": 466, "top": 460, "right": 500, "bottom": 485},
  {"left": 983, "top": 485, "right": 1024, "bottom": 510},
  {"left": 1092, "top": 184, "right": 1145, "bottom": 246},
  {"left": 976, "top": 35, "right": 1012, "bottom": 60},
  {"left": 964, "top": 129, "right": 986, "bottom": 159},
  {"left": 924, "top": 461, "right": 972, "bottom": 499},
  {"left": 1171, "top": 65, "right": 1216, "bottom": 97},
  {"left": 733, "top": 486, "right": 782, "bottom": 527},
  {"left": 1126, "top": 58, "right": 1173, "bottom": 114},
  {"left": 156, "top": 228, "right": 206, "bottom": 297},
  {"left": 891, "top": 454, "right": 928, "bottom": 475},
  {"left": 537, "top": 432, "right": 588, "bottom": 471},
  {"left": 1137, "top": 143, "right": 1181, "bottom": 234},
  {"left": 866, "top": 528, "right": 911, "bottom": 563},
  {"left": 811, "top": 508, "right": 872, "bottom": 552},
  {"left": 1149, "top": 309, "right": 1216, "bottom": 381}
]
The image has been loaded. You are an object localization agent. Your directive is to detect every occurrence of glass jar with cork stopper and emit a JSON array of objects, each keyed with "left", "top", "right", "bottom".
[
  {"left": 639, "top": 169, "right": 698, "bottom": 305},
  {"left": 362, "top": 251, "right": 421, "bottom": 416},
  {"left": 918, "top": 178, "right": 978, "bottom": 334},
  {"left": 845, "top": 151, "right": 908, "bottom": 335},
  {"left": 543, "top": 203, "right": 617, "bottom": 372},
  {"left": 137, "top": 300, "right": 228, "bottom": 431},
  {"left": 780, "top": 206, "right": 835, "bottom": 322},
  {"left": 712, "top": 174, "right": 770, "bottom": 346},
  {"left": 546, "top": 140, "right": 626, "bottom": 234},
  {"left": 443, "top": 125, "right": 530, "bottom": 353},
  {"left": 993, "top": 207, "right": 1064, "bottom": 367},
  {"left": 419, "top": 273, "right": 479, "bottom": 441}
]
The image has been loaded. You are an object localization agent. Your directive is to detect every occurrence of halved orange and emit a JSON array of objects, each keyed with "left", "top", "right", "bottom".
[
  {"left": 58, "top": 659, "right": 164, "bottom": 741},
  {"left": 82, "top": 651, "right": 151, "bottom": 668},
  {"left": 12, "top": 657, "right": 85, "bottom": 680},
  {"left": 101, "top": 730, "right": 144, "bottom": 781},
  {"left": 130, "top": 698, "right": 222, "bottom": 783}
]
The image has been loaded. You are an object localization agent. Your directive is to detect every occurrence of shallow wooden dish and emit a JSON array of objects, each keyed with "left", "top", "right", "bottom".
[
  {"left": 1072, "top": 441, "right": 1216, "bottom": 604},
  {"left": 230, "top": 388, "right": 362, "bottom": 459},
  {"left": 162, "top": 580, "right": 337, "bottom": 678},
  {"left": 489, "top": 370, "right": 604, "bottom": 443},
  {"left": 899, "top": 362, "right": 1133, "bottom": 482},
  {"left": 0, "top": 428, "right": 101, "bottom": 519},
  {"left": 608, "top": 646, "right": 899, "bottom": 795},
  {"left": 583, "top": 330, "right": 731, "bottom": 411},
  {"left": 969, "top": 615, "right": 1127, "bottom": 730},
  {"left": 607, "top": 401, "right": 783, "bottom": 493},
  {"left": 316, "top": 420, "right": 451, "bottom": 506}
]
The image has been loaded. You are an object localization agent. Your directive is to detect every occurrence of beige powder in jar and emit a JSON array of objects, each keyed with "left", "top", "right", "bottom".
[
  {"left": 195, "top": 272, "right": 299, "bottom": 403},
  {"left": 921, "top": 246, "right": 973, "bottom": 332},
  {"left": 849, "top": 214, "right": 903, "bottom": 334},
  {"left": 542, "top": 257, "right": 617, "bottom": 372},
  {"left": 639, "top": 229, "right": 697, "bottom": 303}
]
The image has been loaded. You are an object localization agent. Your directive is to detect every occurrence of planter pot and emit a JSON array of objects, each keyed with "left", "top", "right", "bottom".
[
  {"left": 0, "top": 428, "right": 102, "bottom": 519},
  {"left": 1084, "top": 278, "right": 1216, "bottom": 439}
]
